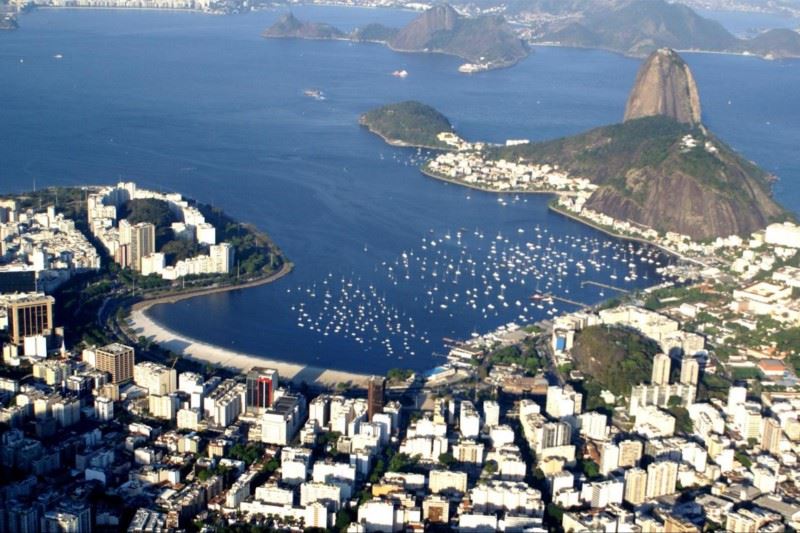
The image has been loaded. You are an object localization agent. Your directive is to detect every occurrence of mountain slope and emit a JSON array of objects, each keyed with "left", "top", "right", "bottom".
[
  {"left": 624, "top": 48, "right": 701, "bottom": 125},
  {"left": 495, "top": 116, "right": 785, "bottom": 239},
  {"left": 262, "top": 13, "right": 345, "bottom": 40},
  {"left": 262, "top": 5, "right": 529, "bottom": 70},
  {"left": 535, "top": 0, "right": 800, "bottom": 58}
]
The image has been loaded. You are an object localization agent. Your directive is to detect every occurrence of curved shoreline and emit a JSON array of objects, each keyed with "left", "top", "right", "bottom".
[
  {"left": 420, "top": 166, "right": 577, "bottom": 196},
  {"left": 132, "top": 261, "right": 294, "bottom": 311},
  {"left": 419, "top": 166, "right": 702, "bottom": 266},
  {"left": 127, "top": 262, "right": 371, "bottom": 387},
  {"left": 359, "top": 120, "right": 452, "bottom": 151}
]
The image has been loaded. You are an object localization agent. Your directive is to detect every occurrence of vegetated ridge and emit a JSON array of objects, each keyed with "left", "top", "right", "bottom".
[
  {"left": 359, "top": 101, "right": 455, "bottom": 150},
  {"left": 569, "top": 325, "right": 659, "bottom": 398}
]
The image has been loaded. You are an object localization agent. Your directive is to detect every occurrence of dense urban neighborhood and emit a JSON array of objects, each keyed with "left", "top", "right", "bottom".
[{"left": 1, "top": 182, "right": 800, "bottom": 532}]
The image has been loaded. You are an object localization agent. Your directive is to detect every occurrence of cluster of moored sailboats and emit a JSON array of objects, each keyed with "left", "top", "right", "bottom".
[{"left": 287, "top": 225, "right": 668, "bottom": 359}]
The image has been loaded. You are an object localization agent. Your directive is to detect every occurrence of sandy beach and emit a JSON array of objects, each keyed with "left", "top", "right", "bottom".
[{"left": 128, "top": 307, "right": 370, "bottom": 387}]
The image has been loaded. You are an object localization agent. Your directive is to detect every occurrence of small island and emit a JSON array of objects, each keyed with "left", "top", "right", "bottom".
[
  {"left": 359, "top": 101, "right": 457, "bottom": 150},
  {"left": 263, "top": 4, "right": 529, "bottom": 73}
]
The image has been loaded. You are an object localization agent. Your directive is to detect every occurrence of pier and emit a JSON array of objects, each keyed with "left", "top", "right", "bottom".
[
  {"left": 531, "top": 292, "right": 587, "bottom": 309},
  {"left": 580, "top": 280, "right": 630, "bottom": 293}
]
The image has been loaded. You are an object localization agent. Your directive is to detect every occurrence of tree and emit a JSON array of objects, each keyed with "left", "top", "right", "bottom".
[
  {"left": 438, "top": 452, "right": 457, "bottom": 470},
  {"left": 388, "top": 452, "right": 419, "bottom": 473},
  {"left": 335, "top": 509, "right": 353, "bottom": 532},
  {"left": 581, "top": 459, "right": 600, "bottom": 480}
]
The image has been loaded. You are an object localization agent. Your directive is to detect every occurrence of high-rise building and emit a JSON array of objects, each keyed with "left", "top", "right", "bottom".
[
  {"left": 651, "top": 353, "right": 671, "bottom": 386},
  {"left": 761, "top": 417, "right": 782, "bottom": 455},
  {"left": 541, "top": 421, "right": 571, "bottom": 451},
  {"left": 645, "top": 461, "right": 678, "bottom": 499},
  {"left": 618, "top": 439, "right": 643, "bottom": 468},
  {"left": 599, "top": 443, "right": 619, "bottom": 476},
  {"left": 624, "top": 468, "right": 647, "bottom": 505},
  {"left": 483, "top": 400, "right": 500, "bottom": 428},
  {"left": 115, "top": 243, "right": 131, "bottom": 269},
  {"left": 727, "top": 385, "right": 747, "bottom": 413},
  {"left": 8, "top": 293, "right": 55, "bottom": 345},
  {"left": 679, "top": 357, "right": 700, "bottom": 387},
  {"left": 95, "top": 343, "right": 135, "bottom": 384},
  {"left": 130, "top": 222, "right": 156, "bottom": 272},
  {"left": 246, "top": 367, "right": 278, "bottom": 411},
  {"left": 210, "top": 242, "right": 234, "bottom": 274},
  {"left": 367, "top": 376, "right": 385, "bottom": 421}
]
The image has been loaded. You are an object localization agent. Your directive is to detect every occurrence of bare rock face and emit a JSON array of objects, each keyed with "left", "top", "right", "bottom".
[
  {"left": 389, "top": 4, "right": 460, "bottom": 51},
  {"left": 624, "top": 48, "right": 701, "bottom": 125}
]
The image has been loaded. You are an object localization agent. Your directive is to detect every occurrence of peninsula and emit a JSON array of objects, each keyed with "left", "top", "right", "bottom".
[
  {"left": 368, "top": 49, "right": 787, "bottom": 243},
  {"left": 263, "top": 4, "right": 529, "bottom": 72},
  {"left": 359, "top": 101, "right": 456, "bottom": 150}
]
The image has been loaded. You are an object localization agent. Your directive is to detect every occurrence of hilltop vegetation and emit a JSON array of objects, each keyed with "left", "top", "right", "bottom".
[
  {"left": 491, "top": 115, "right": 785, "bottom": 240},
  {"left": 570, "top": 325, "right": 659, "bottom": 397},
  {"left": 360, "top": 101, "right": 455, "bottom": 150}
]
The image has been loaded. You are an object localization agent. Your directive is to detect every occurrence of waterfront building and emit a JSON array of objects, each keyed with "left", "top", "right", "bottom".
[
  {"left": 130, "top": 222, "right": 155, "bottom": 272},
  {"left": 246, "top": 367, "right": 278, "bottom": 412},
  {"left": 367, "top": 375, "right": 385, "bottom": 422},
  {"left": 7, "top": 293, "right": 54, "bottom": 345},
  {"left": 95, "top": 343, "right": 134, "bottom": 384}
]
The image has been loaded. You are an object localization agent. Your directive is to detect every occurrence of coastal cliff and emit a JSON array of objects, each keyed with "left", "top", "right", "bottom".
[{"left": 624, "top": 48, "right": 701, "bottom": 125}]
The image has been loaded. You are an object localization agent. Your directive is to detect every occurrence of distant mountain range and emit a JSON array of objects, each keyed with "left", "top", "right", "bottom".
[
  {"left": 263, "top": 4, "right": 529, "bottom": 70},
  {"left": 534, "top": 0, "right": 800, "bottom": 58}
]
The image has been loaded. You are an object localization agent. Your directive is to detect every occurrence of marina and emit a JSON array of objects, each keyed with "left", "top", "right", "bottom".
[{"left": 286, "top": 220, "right": 672, "bottom": 360}]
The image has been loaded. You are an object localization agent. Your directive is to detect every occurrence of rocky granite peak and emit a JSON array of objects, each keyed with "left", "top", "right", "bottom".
[
  {"left": 389, "top": 4, "right": 460, "bottom": 51},
  {"left": 624, "top": 48, "right": 702, "bottom": 125}
]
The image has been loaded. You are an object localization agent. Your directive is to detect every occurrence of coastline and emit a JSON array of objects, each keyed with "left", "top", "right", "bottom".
[
  {"left": 528, "top": 41, "right": 800, "bottom": 61},
  {"left": 126, "top": 263, "right": 371, "bottom": 387},
  {"left": 418, "top": 166, "right": 701, "bottom": 266},
  {"left": 547, "top": 202, "right": 706, "bottom": 266},
  {"left": 360, "top": 122, "right": 452, "bottom": 151},
  {"left": 420, "top": 166, "right": 577, "bottom": 197}
]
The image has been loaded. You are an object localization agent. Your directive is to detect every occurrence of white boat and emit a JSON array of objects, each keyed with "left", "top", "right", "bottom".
[{"left": 392, "top": 69, "right": 408, "bottom": 78}]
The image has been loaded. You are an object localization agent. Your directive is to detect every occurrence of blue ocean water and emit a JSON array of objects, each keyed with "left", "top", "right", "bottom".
[{"left": 1, "top": 8, "right": 798, "bottom": 374}]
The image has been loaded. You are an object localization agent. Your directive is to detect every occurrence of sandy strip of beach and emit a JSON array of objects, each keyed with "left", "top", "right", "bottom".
[{"left": 127, "top": 307, "right": 371, "bottom": 388}]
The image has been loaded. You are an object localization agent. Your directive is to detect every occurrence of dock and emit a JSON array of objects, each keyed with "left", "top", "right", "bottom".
[
  {"left": 580, "top": 280, "right": 629, "bottom": 293},
  {"left": 531, "top": 292, "right": 587, "bottom": 309}
]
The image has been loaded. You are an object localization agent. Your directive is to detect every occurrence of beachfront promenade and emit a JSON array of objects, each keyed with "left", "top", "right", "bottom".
[{"left": 127, "top": 307, "right": 370, "bottom": 388}]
